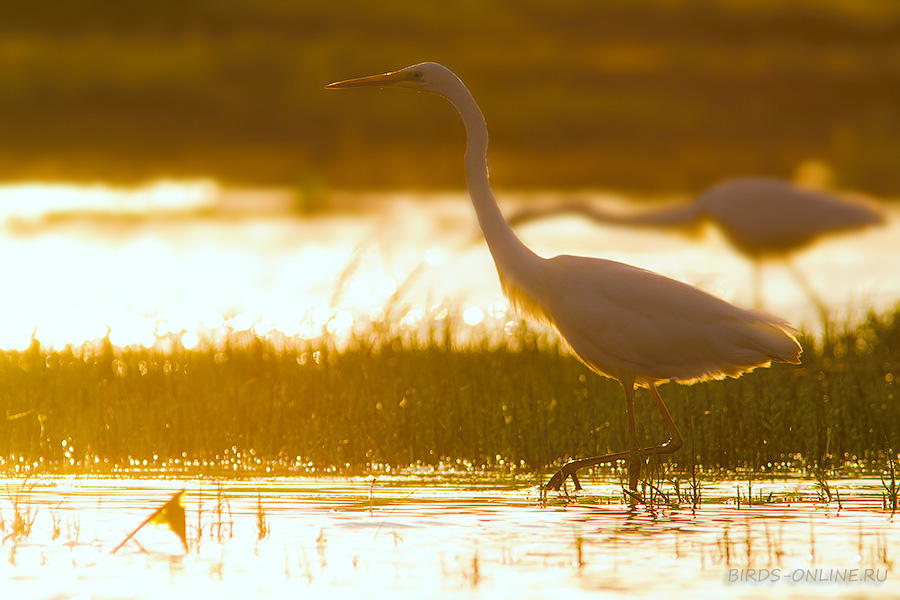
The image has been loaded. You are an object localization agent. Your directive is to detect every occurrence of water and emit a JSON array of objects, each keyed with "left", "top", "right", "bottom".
[
  {"left": 0, "top": 476, "right": 896, "bottom": 598},
  {"left": 0, "top": 182, "right": 897, "bottom": 350}
]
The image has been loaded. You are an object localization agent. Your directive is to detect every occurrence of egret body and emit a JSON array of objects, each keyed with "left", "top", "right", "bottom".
[{"left": 327, "top": 62, "right": 802, "bottom": 492}]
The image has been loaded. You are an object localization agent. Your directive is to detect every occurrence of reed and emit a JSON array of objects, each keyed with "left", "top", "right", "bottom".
[
  {"left": 0, "top": 306, "right": 897, "bottom": 478},
  {"left": 882, "top": 447, "right": 899, "bottom": 514},
  {"left": 255, "top": 492, "right": 270, "bottom": 541},
  {"left": 2, "top": 482, "right": 37, "bottom": 544}
]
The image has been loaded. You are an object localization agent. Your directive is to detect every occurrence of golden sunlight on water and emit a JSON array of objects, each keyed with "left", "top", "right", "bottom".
[
  {"left": 0, "top": 180, "right": 217, "bottom": 224},
  {"left": 1, "top": 477, "right": 897, "bottom": 599},
  {"left": 0, "top": 181, "right": 896, "bottom": 351}
]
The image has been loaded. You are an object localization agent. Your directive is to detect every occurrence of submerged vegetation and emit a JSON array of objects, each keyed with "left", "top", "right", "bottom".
[{"left": 0, "top": 306, "right": 897, "bottom": 480}]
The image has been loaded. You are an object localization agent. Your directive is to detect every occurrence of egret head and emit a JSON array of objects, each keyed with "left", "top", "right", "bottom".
[{"left": 326, "top": 62, "right": 461, "bottom": 98}]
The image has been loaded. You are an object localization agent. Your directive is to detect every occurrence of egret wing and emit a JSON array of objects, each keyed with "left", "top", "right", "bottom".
[{"left": 545, "top": 255, "right": 800, "bottom": 384}]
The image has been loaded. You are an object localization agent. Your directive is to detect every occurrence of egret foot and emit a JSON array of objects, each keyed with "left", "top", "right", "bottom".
[
  {"left": 624, "top": 487, "right": 644, "bottom": 505},
  {"left": 545, "top": 465, "right": 587, "bottom": 492},
  {"left": 544, "top": 386, "right": 683, "bottom": 493},
  {"left": 544, "top": 450, "right": 632, "bottom": 492}
]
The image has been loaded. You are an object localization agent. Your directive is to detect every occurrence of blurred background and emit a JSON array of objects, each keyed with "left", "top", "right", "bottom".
[
  {"left": 0, "top": 0, "right": 897, "bottom": 349},
  {"left": 1, "top": 0, "right": 898, "bottom": 192}
]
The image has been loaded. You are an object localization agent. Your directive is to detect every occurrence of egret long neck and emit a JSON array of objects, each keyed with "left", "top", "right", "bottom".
[{"left": 444, "top": 82, "right": 548, "bottom": 315}]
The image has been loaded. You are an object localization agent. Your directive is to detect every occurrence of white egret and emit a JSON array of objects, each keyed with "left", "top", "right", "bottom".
[
  {"left": 327, "top": 62, "right": 802, "bottom": 492},
  {"left": 506, "top": 178, "right": 886, "bottom": 315}
]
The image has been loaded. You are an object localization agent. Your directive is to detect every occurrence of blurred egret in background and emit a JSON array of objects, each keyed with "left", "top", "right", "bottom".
[{"left": 506, "top": 178, "right": 886, "bottom": 324}]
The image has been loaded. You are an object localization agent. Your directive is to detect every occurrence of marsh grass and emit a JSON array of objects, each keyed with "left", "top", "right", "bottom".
[
  {"left": 0, "top": 306, "right": 898, "bottom": 481},
  {"left": 882, "top": 449, "right": 899, "bottom": 514},
  {"left": 210, "top": 484, "right": 234, "bottom": 543},
  {"left": 2, "top": 482, "right": 37, "bottom": 543},
  {"left": 255, "top": 492, "right": 269, "bottom": 541},
  {"left": 187, "top": 484, "right": 238, "bottom": 554}
]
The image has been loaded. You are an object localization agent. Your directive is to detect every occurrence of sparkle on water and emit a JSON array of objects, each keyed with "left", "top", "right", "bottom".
[{"left": 0, "top": 475, "right": 896, "bottom": 599}]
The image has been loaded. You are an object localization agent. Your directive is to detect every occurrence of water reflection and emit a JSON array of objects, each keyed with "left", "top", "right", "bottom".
[
  {"left": 0, "top": 180, "right": 217, "bottom": 224},
  {"left": 0, "top": 181, "right": 897, "bottom": 351},
  {"left": 0, "top": 476, "right": 896, "bottom": 598}
]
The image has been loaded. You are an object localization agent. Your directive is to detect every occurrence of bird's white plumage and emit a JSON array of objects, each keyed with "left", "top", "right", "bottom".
[
  {"left": 327, "top": 61, "right": 803, "bottom": 491},
  {"left": 542, "top": 255, "right": 799, "bottom": 385}
]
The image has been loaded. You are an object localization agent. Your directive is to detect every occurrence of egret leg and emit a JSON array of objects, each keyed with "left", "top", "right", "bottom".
[
  {"left": 647, "top": 383, "right": 683, "bottom": 455},
  {"left": 625, "top": 384, "right": 640, "bottom": 491},
  {"left": 753, "top": 261, "right": 764, "bottom": 310},
  {"left": 544, "top": 383, "right": 683, "bottom": 492},
  {"left": 786, "top": 261, "right": 830, "bottom": 338}
]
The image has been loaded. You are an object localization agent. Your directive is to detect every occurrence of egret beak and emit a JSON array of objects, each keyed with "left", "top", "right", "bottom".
[{"left": 326, "top": 69, "right": 418, "bottom": 90}]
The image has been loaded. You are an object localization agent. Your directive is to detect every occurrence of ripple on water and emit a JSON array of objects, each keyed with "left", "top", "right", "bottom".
[{"left": 0, "top": 475, "right": 895, "bottom": 598}]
